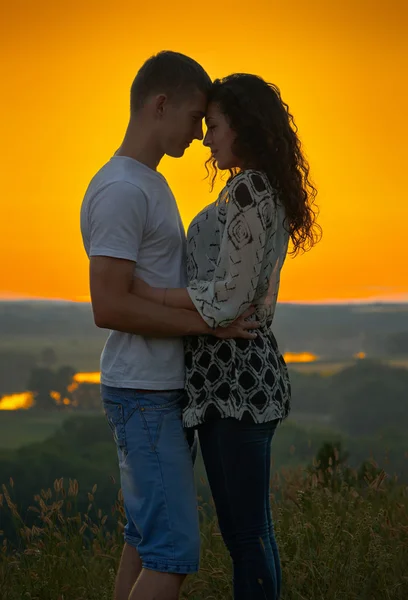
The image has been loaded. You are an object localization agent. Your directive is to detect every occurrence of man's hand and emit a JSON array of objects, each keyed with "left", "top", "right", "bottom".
[{"left": 214, "top": 307, "right": 260, "bottom": 340}]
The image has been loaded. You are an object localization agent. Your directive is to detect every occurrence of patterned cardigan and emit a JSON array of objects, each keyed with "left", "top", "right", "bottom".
[{"left": 183, "top": 170, "right": 291, "bottom": 427}]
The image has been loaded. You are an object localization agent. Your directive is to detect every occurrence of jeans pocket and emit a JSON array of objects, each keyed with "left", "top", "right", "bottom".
[
  {"left": 103, "top": 400, "right": 127, "bottom": 455},
  {"left": 140, "top": 410, "right": 165, "bottom": 451},
  {"left": 140, "top": 397, "right": 182, "bottom": 452}
]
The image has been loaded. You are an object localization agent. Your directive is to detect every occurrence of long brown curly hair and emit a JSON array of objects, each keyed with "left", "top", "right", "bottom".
[{"left": 205, "top": 74, "right": 322, "bottom": 254}]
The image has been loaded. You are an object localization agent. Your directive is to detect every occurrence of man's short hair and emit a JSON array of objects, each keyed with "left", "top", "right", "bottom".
[{"left": 130, "top": 51, "right": 212, "bottom": 113}]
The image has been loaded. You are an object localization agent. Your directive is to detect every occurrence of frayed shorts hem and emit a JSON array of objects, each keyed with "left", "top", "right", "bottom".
[
  {"left": 124, "top": 535, "right": 199, "bottom": 574},
  {"left": 143, "top": 560, "right": 199, "bottom": 574}
]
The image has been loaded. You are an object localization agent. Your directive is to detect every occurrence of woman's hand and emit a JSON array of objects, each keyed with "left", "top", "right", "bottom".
[
  {"left": 213, "top": 307, "right": 260, "bottom": 340},
  {"left": 130, "top": 277, "right": 165, "bottom": 304}
]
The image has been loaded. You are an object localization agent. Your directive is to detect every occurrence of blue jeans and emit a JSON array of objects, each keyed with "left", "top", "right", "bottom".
[
  {"left": 101, "top": 385, "right": 200, "bottom": 574},
  {"left": 198, "top": 417, "right": 281, "bottom": 599}
]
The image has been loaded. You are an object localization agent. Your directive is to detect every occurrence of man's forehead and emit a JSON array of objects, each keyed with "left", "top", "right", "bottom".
[
  {"left": 186, "top": 90, "right": 208, "bottom": 113},
  {"left": 190, "top": 109, "right": 206, "bottom": 117}
]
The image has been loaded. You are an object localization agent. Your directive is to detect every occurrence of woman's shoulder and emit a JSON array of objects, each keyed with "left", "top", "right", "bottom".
[{"left": 226, "top": 170, "right": 275, "bottom": 205}]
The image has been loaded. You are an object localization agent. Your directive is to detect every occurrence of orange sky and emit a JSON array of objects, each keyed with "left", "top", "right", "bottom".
[{"left": 1, "top": 0, "right": 407, "bottom": 303}]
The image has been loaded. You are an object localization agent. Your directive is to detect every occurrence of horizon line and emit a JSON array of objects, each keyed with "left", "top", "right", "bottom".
[{"left": 1, "top": 292, "right": 408, "bottom": 306}]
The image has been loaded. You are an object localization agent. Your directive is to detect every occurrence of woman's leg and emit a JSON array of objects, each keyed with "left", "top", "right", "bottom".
[
  {"left": 264, "top": 432, "right": 282, "bottom": 597},
  {"left": 198, "top": 417, "right": 280, "bottom": 600}
]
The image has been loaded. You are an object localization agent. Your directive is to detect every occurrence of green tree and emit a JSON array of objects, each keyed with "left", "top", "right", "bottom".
[
  {"left": 39, "top": 347, "right": 57, "bottom": 368},
  {"left": 27, "top": 367, "right": 57, "bottom": 410},
  {"left": 27, "top": 365, "right": 77, "bottom": 410}
]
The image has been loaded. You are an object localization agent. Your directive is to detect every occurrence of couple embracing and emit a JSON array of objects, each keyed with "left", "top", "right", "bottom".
[{"left": 80, "top": 50, "right": 319, "bottom": 600}]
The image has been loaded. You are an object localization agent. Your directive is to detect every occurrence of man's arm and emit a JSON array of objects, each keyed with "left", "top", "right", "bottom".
[
  {"left": 85, "top": 181, "right": 258, "bottom": 338},
  {"left": 90, "top": 256, "right": 211, "bottom": 337}
]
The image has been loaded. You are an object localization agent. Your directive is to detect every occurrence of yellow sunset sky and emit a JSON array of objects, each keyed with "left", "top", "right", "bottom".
[{"left": 1, "top": 0, "right": 407, "bottom": 303}]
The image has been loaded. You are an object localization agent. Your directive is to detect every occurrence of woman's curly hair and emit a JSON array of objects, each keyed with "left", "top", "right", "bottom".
[{"left": 205, "top": 74, "right": 322, "bottom": 254}]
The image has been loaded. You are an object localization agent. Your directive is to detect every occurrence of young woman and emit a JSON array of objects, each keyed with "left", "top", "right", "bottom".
[{"left": 132, "top": 73, "right": 320, "bottom": 599}]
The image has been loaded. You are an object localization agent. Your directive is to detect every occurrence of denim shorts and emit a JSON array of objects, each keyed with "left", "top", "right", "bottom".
[{"left": 101, "top": 385, "right": 200, "bottom": 574}]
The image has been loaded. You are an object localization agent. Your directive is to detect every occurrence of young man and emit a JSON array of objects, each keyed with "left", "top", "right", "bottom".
[{"left": 80, "top": 51, "right": 258, "bottom": 600}]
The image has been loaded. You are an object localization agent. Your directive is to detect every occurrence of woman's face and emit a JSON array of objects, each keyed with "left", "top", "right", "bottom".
[{"left": 203, "top": 102, "right": 242, "bottom": 170}]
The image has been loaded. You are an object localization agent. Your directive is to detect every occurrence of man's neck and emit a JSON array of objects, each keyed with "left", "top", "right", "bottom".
[{"left": 116, "top": 120, "right": 164, "bottom": 171}]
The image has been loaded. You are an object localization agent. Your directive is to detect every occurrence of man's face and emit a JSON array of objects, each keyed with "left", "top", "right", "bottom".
[{"left": 158, "top": 89, "right": 207, "bottom": 158}]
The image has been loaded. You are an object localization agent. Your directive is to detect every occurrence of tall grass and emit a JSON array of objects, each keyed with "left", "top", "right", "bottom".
[{"left": 1, "top": 466, "right": 407, "bottom": 599}]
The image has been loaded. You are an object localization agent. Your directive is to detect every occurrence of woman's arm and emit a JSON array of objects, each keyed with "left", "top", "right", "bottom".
[
  {"left": 187, "top": 171, "right": 277, "bottom": 328},
  {"left": 129, "top": 275, "right": 261, "bottom": 339},
  {"left": 131, "top": 172, "right": 276, "bottom": 325},
  {"left": 130, "top": 278, "right": 195, "bottom": 310}
]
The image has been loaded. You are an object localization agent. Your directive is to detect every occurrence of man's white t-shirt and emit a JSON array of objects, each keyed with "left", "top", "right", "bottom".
[{"left": 80, "top": 156, "right": 187, "bottom": 389}]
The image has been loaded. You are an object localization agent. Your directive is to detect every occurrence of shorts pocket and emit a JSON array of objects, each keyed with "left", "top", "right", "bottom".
[
  {"left": 103, "top": 400, "right": 127, "bottom": 455},
  {"left": 140, "top": 396, "right": 182, "bottom": 452},
  {"left": 140, "top": 410, "right": 165, "bottom": 451}
]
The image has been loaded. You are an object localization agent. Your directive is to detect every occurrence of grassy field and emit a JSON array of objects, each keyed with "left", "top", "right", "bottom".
[
  {"left": 0, "top": 410, "right": 68, "bottom": 449},
  {"left": 0, "top": 335, "right": 104, "bottom": 373},
  {"left": 0, "top": 410, "right": 103, "bottom": 449},
  {"left": 1, "top": 467, "right": 407, "bottom": 599}
]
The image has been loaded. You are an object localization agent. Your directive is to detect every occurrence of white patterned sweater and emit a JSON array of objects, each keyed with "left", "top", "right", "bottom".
[{"left": 183, "top": 170, "right": 292, "bottom": 427}]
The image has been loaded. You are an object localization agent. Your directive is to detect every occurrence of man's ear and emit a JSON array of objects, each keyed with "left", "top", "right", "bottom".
[{"left": 154, "top": 94, "right": 168, "bottom": 117}]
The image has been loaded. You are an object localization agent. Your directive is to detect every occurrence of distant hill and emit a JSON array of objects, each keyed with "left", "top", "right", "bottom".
[{"left": 1, "top": 300, "right": 407, "bottom": 359}]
